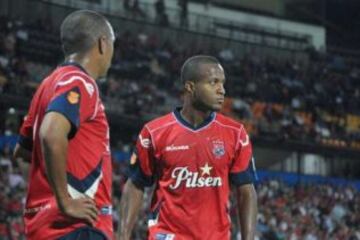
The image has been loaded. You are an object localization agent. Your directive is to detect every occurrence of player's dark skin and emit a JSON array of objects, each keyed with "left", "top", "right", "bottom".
[
  {"left": 13, "top": 21, "right": 115, "bottom": 226},
  {"left": 119, "top": 63, "right": 258, "bottom": 240}
]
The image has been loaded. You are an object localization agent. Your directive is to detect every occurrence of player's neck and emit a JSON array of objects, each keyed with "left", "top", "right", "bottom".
[
  {"left": 65, "top": 54, "right": 100, "bottom": 80},
  {"left": 180, "top": 105, "right": 212, "bottom": 128}
]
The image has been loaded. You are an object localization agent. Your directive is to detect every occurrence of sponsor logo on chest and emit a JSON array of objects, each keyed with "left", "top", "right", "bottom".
[{"left": 169, "top": 163, "right": 222, "bottom": 189}]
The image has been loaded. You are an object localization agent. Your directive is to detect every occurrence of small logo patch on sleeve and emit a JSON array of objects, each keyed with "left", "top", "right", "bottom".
[
  {"left": 130, "top": 152, "right": 137, "bottom": 165},
  {"left": 67, "top": 91, "right": 80, "bottom": 104}
]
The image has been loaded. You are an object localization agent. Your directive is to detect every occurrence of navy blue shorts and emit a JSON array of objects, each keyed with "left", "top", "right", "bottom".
[{"left": 58, "top": 226, "right": 108, "bottom": 240}]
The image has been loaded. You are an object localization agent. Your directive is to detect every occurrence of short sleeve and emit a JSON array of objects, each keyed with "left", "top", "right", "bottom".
[
  {"left": 229, "top": 127, "right": 257, "bottom": 186},
  {"left": 18, "top": 89, "right": 40, "bottom": 151},
  {"left": 127, "top": 126, "right": 155, "bottom": 187},
  {"left": 18, "top": 114, "right": 33, "bottom": 151},
  {"left": 46, "top": 74, "right": 97, "bottom": 138}
]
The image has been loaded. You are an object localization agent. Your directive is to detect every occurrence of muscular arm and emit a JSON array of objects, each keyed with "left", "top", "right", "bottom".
[
  {"left": 40, "top": 112, "right": 71, "bottom": 208},
  {"left": 40, "top": 112, "right": 98, "bottom": 224},
  {"left": 119, "top": 179, "right": 145, "bottom": 240},
  {"left": 236, "top": 183, "right": 257, "bottom": 240}
]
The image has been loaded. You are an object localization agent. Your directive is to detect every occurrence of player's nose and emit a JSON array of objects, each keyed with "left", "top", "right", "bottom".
[{"left": 217, "top": 84, "right": 225, "bottom": 95}]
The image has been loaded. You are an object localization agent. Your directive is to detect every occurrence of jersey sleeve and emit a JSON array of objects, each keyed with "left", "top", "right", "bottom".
[
  {"left": 127, "top": 126, "right": 155, "bottom": 187},
  {"left": 46, "top": 74, "right": 97, "bottom": 138},
  {"left": 18, "top": 89, "right": 40, "bottom": 152},
  {"left": 18, "top": 114, "right": 33, "bottom": 151},
  {"left": 229, "top": 126, "right": 257, "bottom": 186}
]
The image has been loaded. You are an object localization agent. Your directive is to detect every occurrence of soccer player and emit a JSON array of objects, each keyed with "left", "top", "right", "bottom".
[
  {"left": 13, "top": 10, "right": 115, "bottom": 240},
  {"left": 119, "top": 55, "right": 258, "bottom": 240}
]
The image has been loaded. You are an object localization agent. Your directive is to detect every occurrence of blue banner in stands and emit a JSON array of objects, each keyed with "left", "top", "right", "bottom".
[
  {"left": 0, "top": 135, "right": 18, "bottom": 150},
  {"left": 257, "top": 170, "right": 360, "bottom": 191}
]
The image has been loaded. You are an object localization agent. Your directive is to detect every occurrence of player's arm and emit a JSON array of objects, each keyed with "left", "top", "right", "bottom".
[
  {"left": 39, "top": 112, "right": 71, "bottom": 208},
  {"left": 40, "top": 112, "right": 98, "bottom": 225},
  {"left": 236, "top": 183, "right": 257, "bottom": 240},
  {"left": 119, "top": 179, "right": 145, "bottom": 240},
  {"left": 119, "top": 127, "right": 155, "bottom": 239},
  {"left": 230, "top": 126, "right": 258, "bottom": 240}
]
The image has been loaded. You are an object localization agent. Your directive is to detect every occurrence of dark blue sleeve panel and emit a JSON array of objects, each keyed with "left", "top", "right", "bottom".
[
  {"left": 126, "top": 151, "right": 154, "bottom": 188},
  {"left": 46, "top": 87, "right": 80, "bottom": 139},
  {"left": 230, "top": 157, "right": 258, "bottom": 186},
  {"left": 18, "top": 134, "right": 33, "bottom": 152}
]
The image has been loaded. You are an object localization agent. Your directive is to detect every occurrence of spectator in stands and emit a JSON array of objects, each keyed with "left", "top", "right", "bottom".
[
  {"left": 178, "top": 0, "right": 189, "bottom": 28},
  {"left": 131, "top": 0, "right": 146, "bottom": 19},
  {"left": 155, "top": 0, "right": 165, "bottom": 22},
  {"left": 0, "top": 68, "right": 7, "bottom": 93},
  {"left": 155, "top": 0, "right": 169, "bottom": 27}
]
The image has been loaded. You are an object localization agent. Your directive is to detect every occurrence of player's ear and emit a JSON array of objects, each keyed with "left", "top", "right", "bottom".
[
  {"left": 98, "top": 36, "right": 106, "bottom": 55},
  {"left": 184, "top": 81, "right": 195, "bottom": 94}
]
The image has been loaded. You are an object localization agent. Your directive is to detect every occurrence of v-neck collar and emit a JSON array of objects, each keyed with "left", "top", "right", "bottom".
[{"left": 173, "top": 107, "right": 216, "bottom": 131}]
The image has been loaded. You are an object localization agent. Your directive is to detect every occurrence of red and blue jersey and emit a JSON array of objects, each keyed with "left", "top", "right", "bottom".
[
  {"left": 18, "top": 63, "right": 113, "bottom": 240},
  {"left": 128, "top": 108, "right": 257, "bottom": 240}
]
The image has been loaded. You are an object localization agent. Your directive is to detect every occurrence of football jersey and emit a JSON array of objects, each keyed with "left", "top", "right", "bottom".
[
  {"left": 18, "top": 63, "right": 113, "bottom": 240},
  {"left": 128, "top": 108, "right": 257, "bottom": 240}
]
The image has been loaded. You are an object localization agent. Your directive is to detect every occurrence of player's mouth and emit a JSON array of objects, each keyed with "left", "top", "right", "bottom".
[{"left": 216, "top": 98, "right": 224, "bottom": 104}]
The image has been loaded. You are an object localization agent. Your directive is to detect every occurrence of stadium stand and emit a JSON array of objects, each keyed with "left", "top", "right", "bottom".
[
  {"left": 1, "top": 14, "right": 360, "bottom": 152},
  {"left": 0, "top": 0, "right": 360, "bottom": 239}
]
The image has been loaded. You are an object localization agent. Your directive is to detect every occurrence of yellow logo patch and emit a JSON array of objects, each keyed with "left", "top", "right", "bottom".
[
  {"left": 67, "top": 91, "right": 80, "bottom": 104},
  {"left": 130, "top": 152, "right": 137, "bottom": 165}
]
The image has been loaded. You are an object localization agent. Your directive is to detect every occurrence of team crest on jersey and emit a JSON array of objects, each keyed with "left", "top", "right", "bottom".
[
  {"left": 212, "top": 140, "right": 225, "bottom": 158},
  {"left": 67, "top": 91, "right": 80, "bottom": 104}
]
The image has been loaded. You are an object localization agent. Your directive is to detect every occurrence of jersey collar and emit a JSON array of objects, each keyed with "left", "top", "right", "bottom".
[
  {"left": 173, "top": 107, "right": 216, "bottom": 131},
  {"left": 60, "top": 62, "right": 88, "bottom": 75}
]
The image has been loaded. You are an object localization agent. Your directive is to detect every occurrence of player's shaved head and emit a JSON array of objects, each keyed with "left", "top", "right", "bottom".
[
  {"left": 181, "top": 55, "right": 220, "bottom": 84},
  {"left": 60, "top": 10, "right": 112, "bottom": 56}
]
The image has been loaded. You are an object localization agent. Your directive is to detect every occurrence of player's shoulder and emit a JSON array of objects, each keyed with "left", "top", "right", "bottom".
[
  {"left": 144, "top": 112, "right": 176, "bottom": 133},
  {"left": 53, "top": 65, "right": 96, "bottom": 96},
  {"left": 214, "top": 113, "right": 245, "bottom": 131}
]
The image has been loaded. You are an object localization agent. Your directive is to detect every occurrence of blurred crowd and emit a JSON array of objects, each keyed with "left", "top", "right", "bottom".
[
  {"left": 0, "top": 145, "right": 26, "bottom": 240},
  {"left": 255, "top": 179, "right": 360, "bottom": 240},
  {"left": 1, "top": 15, "right": 360, "bottom": 151}
]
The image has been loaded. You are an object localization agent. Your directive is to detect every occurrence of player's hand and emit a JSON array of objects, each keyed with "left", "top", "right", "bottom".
[
  {"left": 118, "top": 226, "right": 131, "bottom": 240},
  {"left": 58, "top": 196, "right": 99, "bottom": 225},
  {"left": 118, "top": 233, "right": 130, "bottom": 240}
]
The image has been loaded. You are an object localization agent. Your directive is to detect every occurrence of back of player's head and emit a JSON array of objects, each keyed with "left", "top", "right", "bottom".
[
  {"left": 181, "top": 55, "right": 220, "bottom": 84},
  {"left": 60, "top": 10, "right": 112, "bottom": 56}
]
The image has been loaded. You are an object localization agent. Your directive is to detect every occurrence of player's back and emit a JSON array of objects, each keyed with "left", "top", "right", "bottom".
[{"left": 21, "top": 64, "right": 113, "bottom": 240}]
